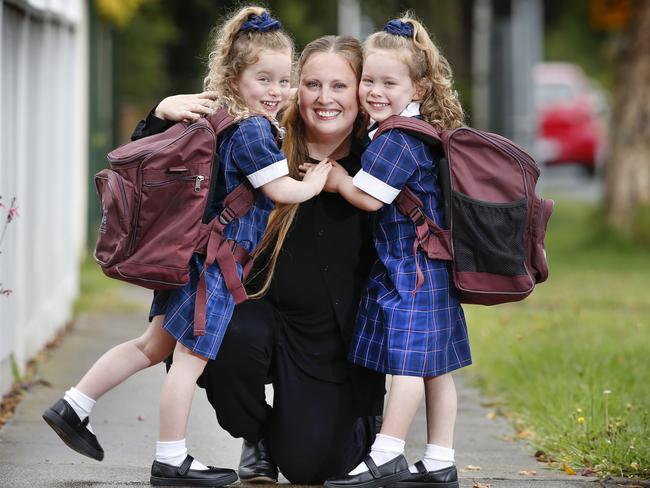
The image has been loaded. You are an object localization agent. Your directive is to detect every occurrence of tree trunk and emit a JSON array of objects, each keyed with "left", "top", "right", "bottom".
[{"left": 603, "top": 1, "right": 650, "bottom": 235}]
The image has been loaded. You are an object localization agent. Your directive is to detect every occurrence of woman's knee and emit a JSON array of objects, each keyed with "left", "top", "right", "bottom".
[{"left": 273, "top": 447, "right": 327, "bottom": 484}]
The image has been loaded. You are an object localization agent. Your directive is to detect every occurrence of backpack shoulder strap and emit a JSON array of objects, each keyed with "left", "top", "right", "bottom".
[
  {"left": 375, "top": 115, "right": 442, "bottom": 145},
  {"left": 207, "top": 109, "right": 237, "bottom": 135}
]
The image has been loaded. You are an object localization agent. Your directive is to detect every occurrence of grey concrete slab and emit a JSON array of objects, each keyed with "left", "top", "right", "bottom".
[{"left": 0, "top": 298, "right": 603, "bottom": 487}]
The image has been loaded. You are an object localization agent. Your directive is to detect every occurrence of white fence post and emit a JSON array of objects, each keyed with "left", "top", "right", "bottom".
[{"left": 0, "top": 0, "right": 88, "bottom": 396}]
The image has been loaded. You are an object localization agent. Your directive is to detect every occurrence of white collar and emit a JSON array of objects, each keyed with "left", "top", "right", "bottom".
[{"left": 368, "top": 101, "right": 422, "bottom": 139}]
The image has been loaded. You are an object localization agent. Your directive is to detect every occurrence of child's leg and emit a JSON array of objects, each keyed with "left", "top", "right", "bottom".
[
  {"left": 418, "top": 373, "right": 457, "bottom": 472},
  {"left": 381, "top": 375, "right": 425, "bottom": 439},
  {"left": 43, "top": 315, "right": 175, "bottom": 461},
  {"left": 424, "top": 373, "right": 456, "bottom": 447},
  {"left": 157, "top": 341, "right": 208, "bottom": 469},
  {"left": 348, "top": 375, "right": 423, "bottom": 475},
  {"left": 76, "top": 315, "right": 175, "bottom": 400}
]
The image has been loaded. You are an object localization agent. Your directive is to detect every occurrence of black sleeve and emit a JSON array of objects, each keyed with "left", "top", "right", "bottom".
[{"left": 130, "top": 106, "right": 174, "bottom": 141}]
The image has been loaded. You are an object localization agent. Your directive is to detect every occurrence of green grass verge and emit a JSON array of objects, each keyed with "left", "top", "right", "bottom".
[
  {"left": 464, "top": 201, "right": 650, "bottom": 479},
  {"left": 74, "top": 257, "right": 150, "bottom": 315}
]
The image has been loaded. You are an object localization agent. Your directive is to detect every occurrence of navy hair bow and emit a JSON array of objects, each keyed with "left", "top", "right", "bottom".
[
  {"left": 240, "top": 11, "right": 281, "bottom": 33},
  {"left": 384, "top": 19, "right": 414, "bottom": 38}
]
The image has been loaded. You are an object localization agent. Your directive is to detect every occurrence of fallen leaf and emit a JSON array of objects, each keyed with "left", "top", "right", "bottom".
[
  {"left": 562, "top": 463, "right": 576, "bottom": 475},
  {"left": 518, "top": 470, "right": 537, "bottom": 476},
  {"left": 576, "top": 468, "right": 594, "bottom": 477},
  {"left": 463, "top": 465, "right": 482, "bottom": 471},
  {"left": 137, "top": 415, "right": 145, "bottom": 421},
  {"left": 472, "top": 483, "right": 491, "bottom": 488},
  {"left": 516, "top": 429, "right": 534, "bottom": 439},
  {"left": 486, "top": 410, "right": 497, "bottom": 420}
]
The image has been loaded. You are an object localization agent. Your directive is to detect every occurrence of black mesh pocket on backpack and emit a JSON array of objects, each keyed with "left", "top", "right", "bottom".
[{"left": 452, "top": 192, "right": 527, "bottom": 276}]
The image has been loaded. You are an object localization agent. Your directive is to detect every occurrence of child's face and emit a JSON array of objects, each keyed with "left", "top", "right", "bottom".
[
  {"left": 359, "top": 49, "right": 419, "bottom": 123},
  {"left": 237, "top": 49, "right": 292, "bottom": 118}
]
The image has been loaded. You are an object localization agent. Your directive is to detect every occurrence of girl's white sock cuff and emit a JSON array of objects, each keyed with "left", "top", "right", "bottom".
[
  {"left": 373, "top": 433, "right": 406, "bottom": 454},
  {"left": 424, "top": 443, "right": 455, "bottom": 462}
]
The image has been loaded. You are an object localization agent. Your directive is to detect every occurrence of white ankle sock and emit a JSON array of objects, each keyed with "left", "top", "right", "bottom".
[
  {"left": 155, "top": 439, "right": 208, "bottom": 471},
  {"left": 409, "top": 443, "right": 455, "bottom": 473},
  {"left": 349, "top": 434, "right": 405, "bottom": 475},
  {"left": 64, "top": 387, "right": 96, "bottom": 434}
]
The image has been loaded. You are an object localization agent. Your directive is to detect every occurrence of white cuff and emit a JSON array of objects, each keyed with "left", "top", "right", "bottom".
[
  {"left": 247, "top": 159, "right": 289, "bottom": 188},
  {"left": 352, "top": 170, "right": 400, "bottom": 204}
]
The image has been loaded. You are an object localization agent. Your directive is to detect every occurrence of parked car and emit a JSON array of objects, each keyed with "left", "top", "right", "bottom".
[{"left": 533, "top": 62, "right": 608, "bottom": 175}]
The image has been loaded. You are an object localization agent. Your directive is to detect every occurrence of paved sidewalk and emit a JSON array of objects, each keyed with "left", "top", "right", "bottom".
[{"left": 0, "top": 293, "right": 602, "bottom": 487}]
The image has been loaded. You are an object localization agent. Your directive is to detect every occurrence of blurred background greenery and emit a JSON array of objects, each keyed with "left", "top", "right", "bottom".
[{"left": 100, "top": 0, "right": 615, "bottom": 137}]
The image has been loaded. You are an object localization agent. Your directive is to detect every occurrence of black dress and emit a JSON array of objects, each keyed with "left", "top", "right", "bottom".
[{"left": 132, "top": 113, "right": 385, "bottom": 484}]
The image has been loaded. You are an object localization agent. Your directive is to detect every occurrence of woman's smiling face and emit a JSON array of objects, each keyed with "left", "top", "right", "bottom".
[{"left": 298, "top": 52, "right": 359, "bottom": 141}]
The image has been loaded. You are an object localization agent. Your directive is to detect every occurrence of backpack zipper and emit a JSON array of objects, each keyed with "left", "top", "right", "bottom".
[{"left": 108, "top": 124, "right": 215, "bottom": 165}]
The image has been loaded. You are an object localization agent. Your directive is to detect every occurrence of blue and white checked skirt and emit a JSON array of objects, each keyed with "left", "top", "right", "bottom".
[
  {"left": 150, "top": 254, "right": 241, "bottom": 360},
  {"left": 349, "top": 252, "right": 471, "bottom": 377}
]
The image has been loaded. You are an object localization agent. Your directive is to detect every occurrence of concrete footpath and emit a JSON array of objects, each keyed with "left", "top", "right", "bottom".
[{"left": 0, "top": 294, "right": 605, "bottom": 487}]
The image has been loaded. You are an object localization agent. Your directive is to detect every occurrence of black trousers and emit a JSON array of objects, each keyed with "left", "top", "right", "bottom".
[{"left": 200, "top": 299, "right": 378, "bottom": 484}]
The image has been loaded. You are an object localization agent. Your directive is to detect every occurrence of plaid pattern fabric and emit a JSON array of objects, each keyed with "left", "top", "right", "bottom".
[
  {"left": 350, "top": 127, "right": 471, "bottom": 376},
  {"left": 150, "top": 116, "right": 287, "bottom": 359}
]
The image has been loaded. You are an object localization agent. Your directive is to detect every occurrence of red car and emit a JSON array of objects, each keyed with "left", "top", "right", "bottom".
[{"left": 534, "top": 62, "right": 607, "bottom": 175}]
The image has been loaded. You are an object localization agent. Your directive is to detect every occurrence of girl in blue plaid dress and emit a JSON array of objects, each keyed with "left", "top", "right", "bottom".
[
  {"left": 324, "top": 14, "right": 470, "bottom": 488},
  {"left": 43, "top": 7, "right": 331, "bottom": 486}
]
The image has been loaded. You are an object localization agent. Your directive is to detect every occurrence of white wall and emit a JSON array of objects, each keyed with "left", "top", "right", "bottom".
[{"left": 0, "top": 0, "right": 88, "bottom": 395}]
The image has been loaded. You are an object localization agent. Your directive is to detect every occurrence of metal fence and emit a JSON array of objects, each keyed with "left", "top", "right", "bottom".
[{"left": 0, "top": 0, "right": 87, "bottom": 395}]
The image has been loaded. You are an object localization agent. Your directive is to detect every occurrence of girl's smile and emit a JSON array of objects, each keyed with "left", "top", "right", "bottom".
[
  {"left": 238, "top": 49, "right": 292, "bottom": 117},
  {"left": 359, "top": 49, "right": 421, "bottom": 123}
]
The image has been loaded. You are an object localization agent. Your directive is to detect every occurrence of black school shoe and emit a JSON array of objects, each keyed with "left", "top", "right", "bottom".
[
  {"left": 392, "top": 462, "right": 458, "bottom": 488},
  {"left": 238, "top": 439, "right": 278, "bottom": 483},
  {"left": 150, "top": 455, "right": 238, "bottom": 487},
  {"left": 42, "top": 398, "right": 104, "bottom": 461},
  {"left": 324, "top": 455, "right": 410, "bottom": 488}
]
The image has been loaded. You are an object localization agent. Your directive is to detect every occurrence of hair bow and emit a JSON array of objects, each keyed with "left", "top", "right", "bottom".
[
  {"left": 240, "top": 12, "right": 281, "bottom": 33},
  {"left": 384, "top": 19, "right": 414, "bottom": 38}
]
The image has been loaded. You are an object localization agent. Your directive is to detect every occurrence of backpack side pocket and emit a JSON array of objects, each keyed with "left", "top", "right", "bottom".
[
  {"left": 529, "top": 197, "right": 554, "bottom": 283},
  {"left": 94, "top": 169, "right": 135, "bottom": 266}
]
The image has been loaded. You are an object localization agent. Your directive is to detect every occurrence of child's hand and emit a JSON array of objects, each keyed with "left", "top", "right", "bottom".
[
  {"left": 299, "top": 160, "right": 348, "bottom": 193},
  {"left": 325, "top": 161, "right": 350, "bottom": 193},
  {"left": 301, "top": 159, "right": 333, "bottom": 196},
  {"left": 153, "top": 91, "right": 218, "bottom": 123}
]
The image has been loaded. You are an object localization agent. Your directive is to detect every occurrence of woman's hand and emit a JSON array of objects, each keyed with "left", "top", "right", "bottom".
[
  {"left": 153, "top": 91, "right": 218, "bottom": 123},
  {"left": 299, "top": 160, "right": 349, "bottom": 193}
]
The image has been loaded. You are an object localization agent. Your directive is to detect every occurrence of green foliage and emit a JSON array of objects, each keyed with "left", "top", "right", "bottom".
[
  {"left": 631, "top": 204, "right": 650, "bottom": 246},
  {"left": 544, "top": 2, "right": 615, "bottom": 90},
  {"left": 116, "top": 1, "right": 178, "bottom": 106},
  {"left": 465, "top": 201, "right": 650, "bottom": 478}
]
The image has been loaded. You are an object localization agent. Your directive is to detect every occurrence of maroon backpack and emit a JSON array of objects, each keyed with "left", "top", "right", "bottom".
[
  {"left": 375, "top": 116, "right": 554, "bottom": 305},
  {"left": 94, "top": 109, "right": 257, "bottom": 335}
]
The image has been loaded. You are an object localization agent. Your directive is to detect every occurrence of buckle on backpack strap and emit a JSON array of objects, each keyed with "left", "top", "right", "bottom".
[
  {"left": 218, "top": 207, "right": 236, "bottom": 225},
  {"left": 408, "top": 207, "right": 426, "bottom": 226}
]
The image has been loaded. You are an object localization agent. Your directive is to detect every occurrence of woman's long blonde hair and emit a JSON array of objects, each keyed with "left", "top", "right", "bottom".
[
  {"left": 203, "top": 6, "right": 293, "bottom": 120},
  {"left": 249, "top": 35, "right": 366, "bottom": 298},
  {"left": 366, "top": 12, "right": 464, "bottom": 130}
]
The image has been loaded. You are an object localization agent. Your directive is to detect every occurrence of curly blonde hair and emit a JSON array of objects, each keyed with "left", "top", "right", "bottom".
[
  {"left": 365, "top": 12, "right": 464, "bottom": 130},
  {"left": 203, "top": 5, "right": 294, "bottom": 120}
]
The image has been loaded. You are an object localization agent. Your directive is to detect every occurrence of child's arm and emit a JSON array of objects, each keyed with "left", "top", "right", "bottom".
[
  {"left": 321, "top": 163, "right": 383, "bottom": 211},
  {"left": 336, "top": 173, "right": 384, "bottom": 212},
  {"left": 261, "top": 159, "right": 332, "bottom": 204}
]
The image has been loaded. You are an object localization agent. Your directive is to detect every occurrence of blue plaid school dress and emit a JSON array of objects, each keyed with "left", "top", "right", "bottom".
[
  {"left": 150, "top": 116, "right": 288, "bottom": 360},
  {"left": 349, "top": 104, "right": 471, "bottom": 377}
]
